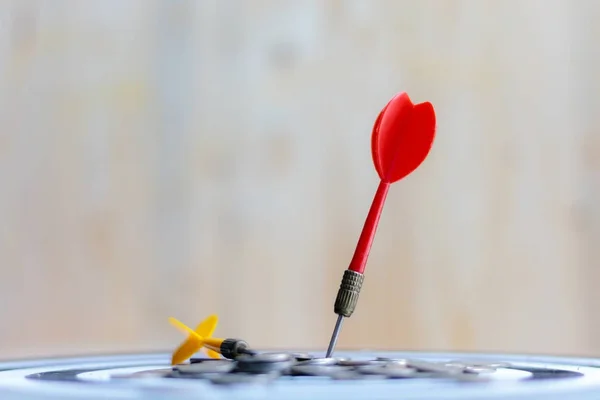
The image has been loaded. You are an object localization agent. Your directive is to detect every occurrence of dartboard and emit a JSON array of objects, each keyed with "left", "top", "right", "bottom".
[{"left": 2, "top": 351, "right": 600, "bottom": 400}]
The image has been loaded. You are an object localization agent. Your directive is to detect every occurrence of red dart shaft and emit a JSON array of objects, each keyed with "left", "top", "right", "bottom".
[
  {"left": 348, "top": 181, "right": 390, "bottom": 274},
  {"left": 325, "top": 181, "right": 389, "bottom": 358}
]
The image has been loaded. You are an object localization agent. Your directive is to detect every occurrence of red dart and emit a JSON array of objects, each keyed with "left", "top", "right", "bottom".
[{"left": 325, "top": 92, "right": 436, "bottom": 357}]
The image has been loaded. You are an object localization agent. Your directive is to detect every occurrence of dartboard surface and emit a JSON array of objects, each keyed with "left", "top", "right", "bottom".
[{"left": 2, "top": 351, "right": 600, "bottom": 400}]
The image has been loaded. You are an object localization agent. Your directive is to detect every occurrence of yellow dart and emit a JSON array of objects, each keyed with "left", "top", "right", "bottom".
[{"left": 168, "top": 315, "right": 255, "bottom": 365}]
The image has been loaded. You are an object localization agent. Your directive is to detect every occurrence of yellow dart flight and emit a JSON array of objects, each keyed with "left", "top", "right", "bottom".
[{"left": 168, "top": 314, "right": 225, "bottom": 365}]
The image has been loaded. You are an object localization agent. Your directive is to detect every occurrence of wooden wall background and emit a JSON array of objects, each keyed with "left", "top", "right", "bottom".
[{"left": 1, "top": 0, "right": 599, "bottom": 359}]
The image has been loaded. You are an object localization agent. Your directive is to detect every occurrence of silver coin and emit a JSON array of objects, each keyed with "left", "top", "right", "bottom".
[
  {"left": 336, "top": 359, "right": 385, "bottom": 367},
  {"left": 382, "top": 360, "right": 409, "bottom": 368},
  {"left": 290, "top": 365, "right": 350, "bottom": 377},
  {"left": 448, "top": 359, "right": 512, "bottom": 369},
  {"left": 169, "top": 372, "right": 222, "bottom": 380},
  {"left": 331, "top": 370, "right": 388, "bottom": 380},
  {"left": 296, "top": 357, "right": 341, "bottom": 366},
  {"left": 235, "top": 353, "right": 293, "bottom": 374},
  {"left": 439, "top": 361, "right": 497, "bottom": 375},
  {"left": 237, "top": 353, "right": 292, "bottom": 363},
  {"left": 411, "top": 371, "right": 452, "bottom": 379},
  {"left": 208, "top": 372, "right": 276, "bottom": 385},
  {"left": 176, "top": 360, "right": 236, "bottom": 374},
  {"left": 112, "top": 369, "right": 174, "bottom": 379},
  {"left": 406, "top": 360, "right": 464, "bottom": 374},
  {"left": 443, "top": 361, "right": 468, "bottom": 368},
  {"left": 237, "top": 363, "right": 291, "bottom": 374},
  {"left": 441, "top": 362, "right": 476, "bottom": 373},
  {"left": 189, "top": 357, "right": 229, "bottom": 364},
  {"left": 376, "top": 358, "right": 409, "bottom": 368},
  {"left": 357, "top": 365, "right": 417, "bottom": 378},
  {"left": 463, "top": 365, "right": 497, "bottom": 374},
  {"left": 376, "top": 357, "right": 408, "bottom": 363},
  {"left": 289, "top": 353, "right": 316, "bottom": 361}
]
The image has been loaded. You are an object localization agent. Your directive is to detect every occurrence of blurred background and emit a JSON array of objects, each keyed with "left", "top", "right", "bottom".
[{"left": 1, "top": 0, "right": 599, "bottom": 360}]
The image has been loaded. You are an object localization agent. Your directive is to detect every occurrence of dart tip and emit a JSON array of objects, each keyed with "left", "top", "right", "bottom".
[{"left": 326, "top": 314, "right": 345, "bottom": 358}]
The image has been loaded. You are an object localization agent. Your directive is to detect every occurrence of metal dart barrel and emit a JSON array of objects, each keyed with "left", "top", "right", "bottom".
[
  {"left": 326, "top": 270, "right": 365, "bottom": 357},
  {"left": 218, "top": 338, "right": 256, "bottom": 359}
]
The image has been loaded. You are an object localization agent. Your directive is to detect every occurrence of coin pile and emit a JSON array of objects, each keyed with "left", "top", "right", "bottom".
[{"left": 164, "top": 353, "right": 509, "bottom": 385}]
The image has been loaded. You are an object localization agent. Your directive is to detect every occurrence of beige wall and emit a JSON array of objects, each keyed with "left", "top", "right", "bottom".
[{"left": 1, "top": 0, "right": 599, "bottom": 360}]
